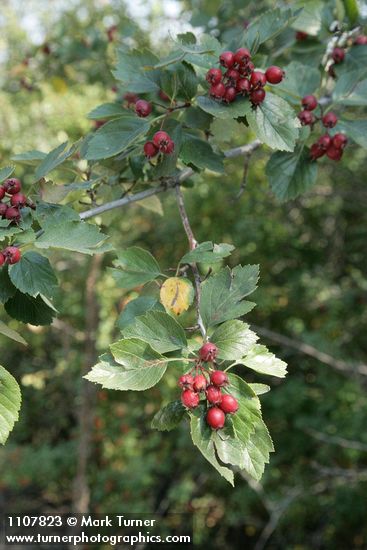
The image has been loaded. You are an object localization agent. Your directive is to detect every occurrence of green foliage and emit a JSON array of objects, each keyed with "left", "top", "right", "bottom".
[{"left": 0, "top": 366, "right": 21, "bottom": 444}]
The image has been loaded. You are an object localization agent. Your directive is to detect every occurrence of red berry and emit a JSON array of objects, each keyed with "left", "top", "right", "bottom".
[
  {"left": 355, "top": 35, "right": 367, "bottom": 45},
  {"left": 224, "top": 86, "right": 237, "bottom": 103},
  {"left": 178, "top": 374, "right": 194, "bottom": 388},
  {"left": 234, "top": 47, "right": 251, "bottom": 65},
  {"left": 193, "top": 374, "right": 207, "bottom": 392},
  {"left": 326, "top": 145, "right": 343, "bottom": 161},
  {"left": 236, "top": 78, "right": 251, "bottom": 94},
  {"left": 206, "top": 407, "right": 225, "bottom": 430},
  {"left": 143, "top": 141, "right": 159, "bottom": 159},
  {"left": 309, "top": 144, "right": 325, "bottom": 161},
  {"left": 5, "top": 207, "right": 21, "bottom": 221},
  {"left": 181, "top": 389, "right": 200, "bottom": 409},
  {"left": 225, "top": 69, "right": 240, "bottom": 83},
  {"left": 165, "top": 139, "right": 175, "bottom": 155},
  {"left": 0, "top": 253, "right": 5, "bottom": 267},
  {"left": 206, "top": 385, "right": 222, "bottom": 404},
  {"left": 206, "top": 68, "right": 222, "bottom": 84},
  {"left": 220, "top": 394, "right": 239, "bottom": 414},
  {"left": 135, "top": 99, "right": 152, "bottom": 117},
  {"left": 317, "top": 134, "right": 332, "bottom": 150},
  {"left": 10, "top": 193, "right": 27, "bottom": 208},
  {"left": 209, "top": 82, "right": 226, "bottom": 99},
  {"left": 0, "top": 203, "right": 7, "bottom": 217},
  {"left": 332, "top": 47, "right": 345, "bottom": 64},
  {"left": 153, "top": 131, "right": 172, "bottom": 153},
  {"left": 301, "top": 95, "right": 318, "bottom": 111},
  {"left": 265, "top": 66, "right": 285, "bottom": 84},
  {"left": 0, "top": 186, "right": 5, "bottom": 200},
  {"left": 95, "top": 119, "right": 107, "bottom": 129},
  {"left": 219, "top": 51, "right": 235, "bottom": 69},
  {"left": 158, "top": 90, "right": 170, "bottom": 102},
  {"left": 322, "top": 112, "right": 338, "bottom": 128},
  {"left": 332, "top": 133, "right": 348, "bottom": 149},
  {"left": 3, "top": 246, "right": 21, "bottom": 264},
  {"left": 250, "top": 71, "right": 267, "bottom": 88},
  {"left": 199, "top": 342, "right": 218, "bottom": 362},
  {"left": 123, "top": 92, "right": 138, "bottom": 105},
  {"left": 4, "top": 178, "right": 21, "bottom": 194},
  {"left": 298, "top": 110, "right": 314, "bottom": 126},
  {"left": 245, "top": 61, "right": 255, "bottom": 74},
  {"left": 210, "top": 370, "right": 228, "bottom": 387},
  {"left": 250, "top": 88, "right": 266, "bottom": 105},
  {"left": 295, "top": 31, "right": 308, "bottom": 41}
]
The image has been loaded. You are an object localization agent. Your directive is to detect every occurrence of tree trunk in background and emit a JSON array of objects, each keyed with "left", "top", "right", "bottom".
[{"left": 72, "top": 254, "right": 103, "bottom": 514}]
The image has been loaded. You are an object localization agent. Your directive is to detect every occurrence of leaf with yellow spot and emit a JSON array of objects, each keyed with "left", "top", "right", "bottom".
[{"left": 160, "top": 277, "right": 194, "bottom": 316}]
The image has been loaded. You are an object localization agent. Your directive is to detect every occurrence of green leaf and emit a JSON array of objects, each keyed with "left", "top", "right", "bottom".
[
  {"left": 151, "top": 400, "right": 186, "bottom": 431},
  {"left": 180, "top": 137, "right": 224, "bottom": 173},
  {"left": 266, "top": 146, "right": 318, "bottom": 201},
  {"left": 122, "top": 311, "right": 187, "bottom": 353},
  {"left": 87, "top": 103, "right": 128, "bottom": 120},
  {"left": 0, "top": 268, "right": 17, "bottom": 304},
  {"left": 196, "top": 96, "right": 251, "bottom": 120},
  {"left": 184, "top": 107, "right": 213, "bottom": 130},
  {"left": 35, "top": 141, "right": 78, "bottom": 181},
  {"left": 248, "top": 383, "right": 270, "bottom": 395},
  {"left": 0, "top": 366, "right": 22, "bottom": 444},
  {"left": 292, "top": 1, "right": 325, "bottom": 36},
  {"left": 113, "top": 48, "right": 160, "bottom": 93},
  {"left": 4, "top": 292, "right": 56, "bottom": 325},
  {"left": 190, "top": 411, "right": 234, "bottom": 485},
  {"left": 117, "top": 297, "right": 165, "bottom": 330},
  {"left": 0, "top": 166, "right": 15, "bottom": 183},
  {"left": 35, "top": 221, "right": 108, "bottom": 255},
  {"left": 181, "top": 242, "right": 234, "bottom": 265},
  {"left": 244, "top": 7, "right": 300, "bottom": 50},
  {"left": 227, "top": 374, "right": 262, "bottom": 447},
  {"left": 11, "top": 150, "right": 47, "bottom": 164},
  {"left": 240, "top": 344, "right": 287, "bottom": 378},
  {"left": 342, "top": 0, "right": 359, "bottom": 24},
  {"left": 0, "top": 321, "right": 27, "bottom": 346},
  {"left": 337, "top": 119, "right": 367, "bottom": 148},
  {"left": 84, "top": 117, "right": 150, "bottom": 160},
  {"left": 211, "top": 320, "right": 258, "bottom": 361},
  {"left": 200, "top": 265, "right": 259, "bottom": 329},
  {"left": 240, "top": 417, "right": 274, "bottom": 481},
  {"left": 246, "top": 93, "right": 300, "bottom": 152},
  {"left": 275, "top": 62, "right": 321, "bottom": 103},
  {"left": 213, "top": 431, "right": 248, "bottom": 470},
  {"left": 333, "top": 75, "right": 367, "bottom": 106},
  {"left": 111, "top": 247, "right": 161, "bottom": 290},
  {"left": 8, "top": 252, "right": 58, "bottom": 299},
  {"left": 162, "top": 61, "right": 198, "bottom": 101},
  {"left": 152, "top": 121, "right": 183, "bottom": 179}
]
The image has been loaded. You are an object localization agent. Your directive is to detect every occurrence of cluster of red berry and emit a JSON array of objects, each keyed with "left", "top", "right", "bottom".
[
  {"left": 143, "top": 131, "right": 175, "bottom": 159},
  {"left": 0, "top": 178, "right": 35, "bottom": 223},
  {"left": 297, "top": 96, "right": 347, "bottom": 161},
  {"left": 179, "top": 343, "right": 239, "bottom": 430},
  {"left": 0, "top": 246, "right": 21, "bottom": 266},
  {"left": 206, "top": 48, "right": 284, "bottom": 106}
]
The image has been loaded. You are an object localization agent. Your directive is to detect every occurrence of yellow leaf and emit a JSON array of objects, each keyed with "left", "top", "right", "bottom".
[
  {"left": 160, "top": 277, "right": 194, "bottom": 316},
  {"left": 50, "top": 76, "right": 68, "bottom": 94}
]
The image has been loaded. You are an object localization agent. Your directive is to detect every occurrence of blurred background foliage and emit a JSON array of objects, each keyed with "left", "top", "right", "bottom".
[{"left": 1, "top": 0, "right": 367, "bottom": 548}]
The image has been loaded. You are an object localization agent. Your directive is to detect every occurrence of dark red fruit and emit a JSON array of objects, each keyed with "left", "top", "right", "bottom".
[
  {"left": 298, "top": 110, "right": 314, "bottom": 126},
  {"left": 210, "top": 370, "right": 228, "bottom": 387},
  {"left": 332, "top": 133, "right": 348, "bottom": 149},
  {"left": 245, "top": 61, "right": 255, "bottom": 74},
  {"left": 295, "top": 31, "right": 308, "bottom": 41},
  {"left": 332, "top": 47, "right": 345, "bottom": 64},
  {"left": 355, "top": 35, "right": 367, "bottom": 45},
  {"left": 326, "top": 146, "right": 343, "bottom": 161},
  {"left": 143, "top": 141, "right": 159, "bottom": 159},
  {"left": 310, "top": 144, "right": 325, "bottom": 160},
  {"left": 206, "top": 385, "right": 222, "bottom": 404},
  {"left": 4, "top": 178, "right": 21, "bottom": 194},
  {"left": 95, "top": 119, "right": 106, "bottom": 129},
  {"left": 10, "top": 193, "right": 27, "bottom": 208},
  {"left": 181, "top": 389, "right": 200, "bottom": 409},
  {"left": 234, "top": 47, "right": 251, "bottom": 65},
  {"left": 0, "top": 203, "right": 7, "bottom": 217},
  {"left": 224, "top": 86, "right": 237, "bottom": 103},
  {"left": 206, "top": 68, "right": 222, "bottom": 84},
  {"left": 322, "top": 112, "right": 338, "bottom": 128},
  {"left": 178, "top": 374, "right": 194, "bottom": 388},
  {"left": 250, "top": 71, "right": 267, "bottom": 88},
  {"left": 199, "top": 342, "right": 218, "bottom": 362},
  {"left": 123, "top": 92, "right": 139, "bottom": 105},
  {"left": 0, "top": 253, "right": 5, "bottom": 267},
  {"left": 209, "top": 82, "right": 226, "bottom": 99},
  {"left": 135, "top": 99, "right": 152, "bottom": 117},
  {"left": 250, "top": 88, "right": 266, "bottom": 105},
  {"left": 220, "top": 394, "right": 239, "bottom": 414},
  {"left": 153, "top": 131, "right": 172, "bottom": 153},
  {"left": 3, "top": 246, "right": 21, "bottom": 264},
  {"left": 5, "top": 207, "right": 20, "bottom": 221},
  {"left": 301, "top": 95, "right": 318, "bottom": 111},
  {"left": 265, "top": 66, "right": 284, "bottom": 84},
  {"left": 206, "top": 407, "right": 225, "bottom": 430},
  {"left": 219, "top": 51, "right": 235, "bottom": 69},
  {"left": 317, "top": 134, "right": 332, "bottom": 150},
  {"left": 193, "top": 374, "right": 207, "bottom": 392},
  {"left": 225, "top": 69, "right": 240, "bottom": 84},
  {"left": 159, "top": 90, "right": 170, "bottom": 102},
  {"left": 0, "top": 186, "right": 5, "bottom": 200},
  {"left": 236, "top": 78, "right": 251, "bottom": 94},
  {"left": 165, "top": 139, "right": 175, "bottom": 155}
]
